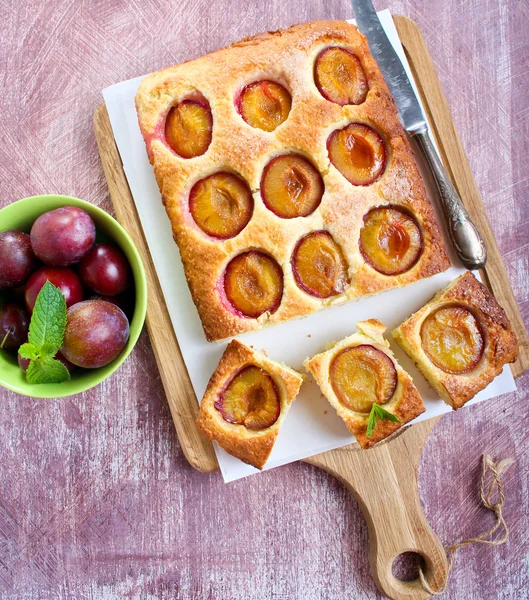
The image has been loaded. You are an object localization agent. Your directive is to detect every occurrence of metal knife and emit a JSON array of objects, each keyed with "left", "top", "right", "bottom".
[{"left": 351, "top": 0, "right": 487, "bottom": 270}]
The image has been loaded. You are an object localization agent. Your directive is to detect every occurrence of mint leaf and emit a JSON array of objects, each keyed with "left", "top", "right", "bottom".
[
  {"left": 22, "top": 281, "right": 70, "bottom": 385},
  {"left": 366, "top": 406, "right": 377, "bottom": 437},
  {"left": 18, "top": 343, "right": 39, "bottom": 360},
  {"left": 366, "top": 403, "right": 401, "bottom": 437},
  {"left": 26, "top": 356, "right": 71, "bottom": 384},
  {"left": 374, "top": 404, "right": 401, "bottom": 423},
  {"left": 28, "top": 280, "right": 67, "bottom": 354}
]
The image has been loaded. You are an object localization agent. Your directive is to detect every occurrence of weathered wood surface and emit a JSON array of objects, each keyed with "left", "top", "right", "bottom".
[{"left": 0, "top": 1, "right": 527, "bottom": 598}]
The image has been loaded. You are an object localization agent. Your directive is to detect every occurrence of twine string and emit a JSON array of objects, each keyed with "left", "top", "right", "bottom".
[{"left": 419, "top": 455, "right": 513, "bottom": 596}]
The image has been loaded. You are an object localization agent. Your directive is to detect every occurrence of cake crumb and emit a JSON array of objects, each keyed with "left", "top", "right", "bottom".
[{"left": 307, "top": 334, "right": 311, "bottom": 338}]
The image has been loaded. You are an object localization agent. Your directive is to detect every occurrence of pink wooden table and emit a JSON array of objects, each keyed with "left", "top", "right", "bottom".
[{"left": 0, "top": 1, "right": 527, "bottom": 598}]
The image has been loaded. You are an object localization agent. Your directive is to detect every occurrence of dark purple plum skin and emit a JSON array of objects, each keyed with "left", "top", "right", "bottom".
[
  {"left": 61, "top": 300, "right": 129, "bottom": 369},
  {"left": 78, "top": 244, "right": 131, "bottom": 296},
  {"left": 0, "top": 303, "right": 30, "bottom": 351},
  {"left": 0, "top": 231, "right": 38, "bottom": 290},
  {"left": 88, "top": 293, "right": 132, "bottom": 317},
  {"left": 30, "top": 206, "right": 96, "bottom": 267},
  {"left": 24, "top": 266, "right": 84, "bottom": 313}
]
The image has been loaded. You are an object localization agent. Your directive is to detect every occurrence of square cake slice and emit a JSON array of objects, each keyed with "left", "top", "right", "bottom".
[
  {"left": 304, "top": 320, "right": 424, "bottom": 448},
  {"left": 196, "top": 340, "right": 303, "bottom": 469},
  {"left": 136, "top": 20, "right": 450, "bottom": 342},
  {"left": 392, "top": 272, "right": 519, "bottom": 409}
]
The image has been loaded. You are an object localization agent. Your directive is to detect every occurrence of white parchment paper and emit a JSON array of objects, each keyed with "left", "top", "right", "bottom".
[{"left": 102, "top": 10, "right": 516, "bottom": 482}]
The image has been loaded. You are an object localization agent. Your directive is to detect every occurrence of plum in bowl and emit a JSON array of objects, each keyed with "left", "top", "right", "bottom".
[{"left": 0, "top": 195, "right": 147, "bottom": 398}]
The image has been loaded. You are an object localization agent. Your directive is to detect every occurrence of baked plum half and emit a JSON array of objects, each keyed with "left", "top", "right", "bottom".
[
  {"left": 420, "top": 305, "right": 484, "bottom": 374},
  {"left": 215, "top": 365, "right": 281, "bottom": 430},
  {"left": 237, "top": 81, "right": 291, "bottom": 132},
  {"left": 224, "top": 251, "right": 283, "bottom": 318},
  {"left": 359, "top": 207, "right": 422, "bottom": 275},
  {"left": 328, "top": 123, "right": 386, "bottom": 186},
  {"left": 292, "top": 231, "right": 349, "bottom": 298},
  {"left": 330, "top": 344, "right": 397, "bottom": 413},
  {"left": 261, "top": 154, "right": 324, "bottom": 219},
  {"left": 314, "top": 47, "right": 368, "bottom": 105},
  {"left": 165, "top": 99, "right": 212, "bottom": 158},
  {"left": 190, "top": 172, "right": 253, "bottom": 239}
]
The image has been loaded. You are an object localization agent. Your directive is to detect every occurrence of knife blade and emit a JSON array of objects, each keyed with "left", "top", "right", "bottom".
[
  {"left": 350, "top": 0, "right": 487, "bottom": 270},
  {"left": 351, "top": 2, "right": 426, "bottom": 133}
]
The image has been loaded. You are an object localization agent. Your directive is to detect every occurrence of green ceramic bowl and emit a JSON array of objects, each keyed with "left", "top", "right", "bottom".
[{"left": 0, "top": 195, "right": 147, "bottom": 398}]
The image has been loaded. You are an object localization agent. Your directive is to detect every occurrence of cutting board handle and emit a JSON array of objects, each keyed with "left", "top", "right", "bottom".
[{"left": 305, "top": 418, "right": 448, "bottom": 599}]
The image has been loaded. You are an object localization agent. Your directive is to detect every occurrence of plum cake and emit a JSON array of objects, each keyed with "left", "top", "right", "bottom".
[
  {"left": 304, "top": 319, "right": 425, "bottom": 448},
  {"left": 392, "top": 271, "right": 518, "bottom": 410},
  {"left": 136, "top": 20, "right": 451, "bottom": 342},
  {"left": 196, "top": 340, "right": 303, "bottom": 469}
]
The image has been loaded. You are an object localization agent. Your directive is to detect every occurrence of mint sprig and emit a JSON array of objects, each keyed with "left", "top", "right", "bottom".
[
  {"left": 366, "top": 403, "right": 401, "bottom": 437},
  {"left": 18, "top": 281, "right": 70, "bottom": 385}
]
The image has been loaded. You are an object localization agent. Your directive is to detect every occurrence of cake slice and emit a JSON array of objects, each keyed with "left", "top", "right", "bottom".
[
  {"left": 196, "top": 340, "right": 303, "bottom": 469},
  {"left": 392, "top": 271, "right": 518, "bottom": 409},
  {"left": 304, "top": 320, "right": 425, "bottom": 448}
]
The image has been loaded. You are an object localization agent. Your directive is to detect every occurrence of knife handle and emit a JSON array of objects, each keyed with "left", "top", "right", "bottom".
[{"left": 413, "top": 130, "right": 487, "bottom": 270}]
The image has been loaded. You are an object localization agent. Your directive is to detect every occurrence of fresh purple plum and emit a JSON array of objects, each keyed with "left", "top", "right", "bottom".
[
  {"left": 0, "top": 303, "right": 29, "bottom": 351},
  {"left": 61, "top": 300, "right": 129, "bottom": 368},
  {"left": 0, "top": 231, "right": 38, "bottom": 290},
  {"left": 78, "top": 244, "right": 131, "bottom": 296},
  {"left": 25, "top": 266, "right": 83, "bottom": 313},
  {"left": 30, "top": 206, "right": 96, "bottom": 266},
  {"left": 88, "top": 293, "right": 131, "bottom": 316}
]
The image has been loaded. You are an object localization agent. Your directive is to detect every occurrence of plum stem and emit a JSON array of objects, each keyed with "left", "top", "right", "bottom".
[{"left": 0, "top": 327, "right": 14, "bottom": 349}]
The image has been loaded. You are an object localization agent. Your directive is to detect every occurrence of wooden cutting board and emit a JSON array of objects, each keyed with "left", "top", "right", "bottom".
[{"left": 93, "top": 16, "right": 529, "bottom": 599}]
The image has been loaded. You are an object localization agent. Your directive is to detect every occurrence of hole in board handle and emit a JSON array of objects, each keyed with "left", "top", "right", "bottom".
[{"left": 392, "top": 551, "right": 426, "bottom": 582}]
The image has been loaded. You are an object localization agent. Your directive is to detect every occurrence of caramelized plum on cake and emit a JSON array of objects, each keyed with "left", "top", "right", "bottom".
[
  {"left": 314, "top": 47, "right": 368, "bottom": 106},
  {"left": 190, "top": 172, "right": 253, "bottom": 238},
  {"left": 237, "top": 81, "right": 291, "bottom": 132},
  {"left": 165, "top": 99, "right": 212, "bottom": 158},
  {"left": 261, "top": 154, "right": 324, "bottom": 218},
  {"left": 292, "top": 231, "right": 349, "bottom": 298},
  {"left": 215, "top": 365, "right": 281, "bottom": 429},
  {"left": 327, "top": 123, "right": 386, "bottom": 186},
  {"left": 330, "top": 344, "right": 398, "bottom": 413},
  {"left": 420, "top": 306, "right": 484, "bottom": 374},
  {"left": 224, "top": 251, "right": 283, "bottom": 318},
  {"left": 359, "top": 207, "right": 423, "bottom": 275}
]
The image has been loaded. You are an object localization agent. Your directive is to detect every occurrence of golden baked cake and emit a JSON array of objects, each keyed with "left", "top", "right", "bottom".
[
  {"left": 196, "top": 340, "right": 303, "bottom": 469},
  {"left": 304, "top": 319, "right": 425, "bottom": 448},
  {"left": 392, "top": 272, "right": 518, "bottom": 409},
  {"left": 136, "top": 21, "right": 451, "bottom": 342}
]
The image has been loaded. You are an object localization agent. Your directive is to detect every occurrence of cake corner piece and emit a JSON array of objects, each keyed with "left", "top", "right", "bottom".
[
  {"left": 196, "top": 340, "right": 303, "bottom": 469},
  {"left": 305, "top": 319, "right": 425, "bottom": 449},
  {"left": 392, "top": 271, "right": 519, "bottom": 410}
]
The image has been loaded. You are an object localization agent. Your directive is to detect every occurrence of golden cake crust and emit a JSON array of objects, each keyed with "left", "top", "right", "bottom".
[
  {"left": 136, "top": 20, "right": 450, "bottom": 342},
  {"left": 392, "top": 272, "right": 519, "bottom": 409},
  {"left": 196, "top": 340, "right": 303, "bottom": 469},
  {"left": 304, "top": 319, "right": 425, "bottom": 448}
]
